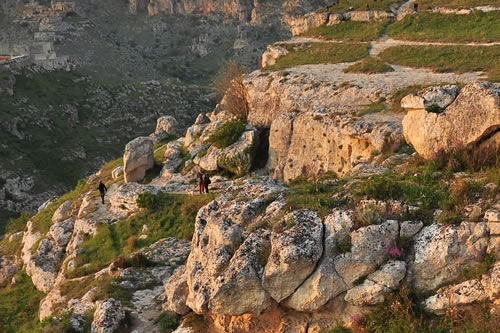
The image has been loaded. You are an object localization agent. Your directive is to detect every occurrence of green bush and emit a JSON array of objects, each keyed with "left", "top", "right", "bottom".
[
  {"left": 425, "top": 104, "right": 443, "bottom": 114},
  {"left": 155, "top": 312, "right": 180, "bottom": 333},
  {"left": 208, "top": 120, "right": 246, "bottom": 149},
  {"left": 334, "top": 236, "right": 352, "bottom": 254}
]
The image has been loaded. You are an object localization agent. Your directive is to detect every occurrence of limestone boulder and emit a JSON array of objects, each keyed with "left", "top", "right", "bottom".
[
  {"left": 164, "top": 266, "right": 190, "bottom": 315},
  {"left": 261, "top": 45, "right": 288, "bottom": 68},
  {"left": 185, "top": 177, "right": 286, "bottom": 313},
  {"left": 400, "top": 220, "right": 424, "bottom": 238},
  {"left": 91, "top": 298, "right": 125, "bottom": 333},
  {"left": 346, "top": 10, "right": 395, "bottom": 21},
  {"left": 194, "top": 113, "right": 210, "bottom": 125},
  {"left": 344, "top": 279, "right": 391, "bottom": 306},
  {"left": 217, "top": 128, "right": 258, "bottom": 177},
  {"left": 407, "top": 222, "right": 489, "bottom": 292},
  {"left": 401, "top": 85, "right": 459, "bottom": 110},
  {"left": 52, "top": 200, "right": 73, "bottom": 223},
  {"left": 159, "top": 140, "right": 185, "bottom": 181},
  {"left": 335, "top": 220, "right": 399, "bottom": 286},
  {"left": 151, "top": 115, "right": 178, "bottom": 143},
  {"left": 262, "top": 210, "right": 323, "bottom": 302},
  {"left": 111, "top": 167, "right": 123, "bottom": 180},
  {"left": 25, "top": 237, "right": 65, "bottom": 293},
  {"left": 268, "top": 111, "right": 401, "bottom": 180},
  {"left": 424, "top": 279, "right": 488, "bottom": 315},
  {"left": 49, "top": 218, "right": 75, "bottom": 247},
  {"left": 123, "top": 137, "right": 154, "bottom": 183},
  {"left": 283, "top": 11, "right": 329, "bottom": 36},
  {"left": 0, "top": 255, "right": 20, "bottom": 286},
  {"left": 367, "top": 260, "right": 406, "bottom": 290},
  {"left": 210, "top": 230, "right": 273, "bottom": 315},
  {"left": 282, "top": 209, "right": 354, "bottom": 312},
  {"left": 185, "top": 124, "right": 208, "bottom": 148},
  {"left": 197, "top": 145, "right": 221, "bottom": 171},
  {"left": 109, "top": 182, "right": 160, "bottom": 212},
  {"left": 480, "top": 263, "right": 500, "bottom": 302},
  {"left": 403, "top": 83, "right": 500, "bottom": 159}
]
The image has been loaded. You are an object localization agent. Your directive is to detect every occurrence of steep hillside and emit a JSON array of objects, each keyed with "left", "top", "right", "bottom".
[
  {"left": 0, "top": 70, "right": 213, "bottom": 219},
  {"left": 0, "top": 1, "right": 499, "bottom": 332}
]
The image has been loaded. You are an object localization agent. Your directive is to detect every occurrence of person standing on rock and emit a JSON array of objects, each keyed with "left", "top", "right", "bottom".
[
  {"left": 203, "top": 171, "right": 211, "bottom": 194},
  {"left": 98, "top": 180, "right": 107, "bottom": 204},
  {"left": 197, "top": 171, "right": 204, "bottom": 194}
]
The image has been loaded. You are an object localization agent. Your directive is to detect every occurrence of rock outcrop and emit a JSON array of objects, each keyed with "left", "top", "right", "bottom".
[
  {"left": 151, "top": 115, "right": 178, "bottom": 143},
  {"left": 163, "top": 266, "right": 190, "bottom": 315},
  {"left": 402, "top": 83, "right": 500, "bottom": 159},
  {"left": 407, "top": 222, "right": 489, "bottom": 292},
  {"left": 91, "top": 299, "right": 126, "bottom": 333},
  {"left": 123, "top": 137, "right": 155, "bottom": 183}
]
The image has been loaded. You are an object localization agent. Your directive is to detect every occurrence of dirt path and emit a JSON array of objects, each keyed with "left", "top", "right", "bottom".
[{"left": 370, "top": 36, "right": 500, "bottom": 56}]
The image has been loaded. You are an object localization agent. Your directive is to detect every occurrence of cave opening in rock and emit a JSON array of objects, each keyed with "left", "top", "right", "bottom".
[{"left": 251, "top": 128, "right": 270, "bottom": 171}]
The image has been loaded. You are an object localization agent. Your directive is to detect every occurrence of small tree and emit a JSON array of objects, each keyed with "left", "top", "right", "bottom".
[{"left": 214, "top": 60, "right": 249, "bottom": 121}]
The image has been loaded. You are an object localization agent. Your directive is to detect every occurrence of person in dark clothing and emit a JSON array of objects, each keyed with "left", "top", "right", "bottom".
[
  {"left": 203, "top": 171, "right": 211, "bottom": 194},
  {"left": 98, "top": 181, "right": 107, "bottom": 204},
  {"left": 197, "top": 171, "right": 204, "bottom": 194}
]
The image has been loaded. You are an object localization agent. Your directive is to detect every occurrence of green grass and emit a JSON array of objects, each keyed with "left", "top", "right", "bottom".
[
  {"left": 388, "top": 12, "right": 500, "bottom": 43},
  {"left": 208, "top": 120, "right": 246, "bottom": 149},
  {"left": 319, "top": 0, "right": 404, "bottom": 13},
  {"left": 379, "top": 45, "right": 500, "bottom": 81},
  {"left": 0, "top": 271, "right": 45, "bottom": 333},
  {"left": 67, "top": 193, "right": 215, "bottom": 278},
  {"left": 359, "top": 101, "right": 387, "bottom": 116},
  {"left": 287, "top": 175, "right": 350, "bottom": 217},
  {"left": 302, "top": 20, "right": 390, "bottom": 42},
  {"left": 344, "top": 57, "right": 394, "bottom": 74},
  {"left": 155, "top": 312, "right": 180, "bottom": 333},
  {"left": 264, "top": 43, "right": 370, "bottom": 71},
  {"left": 418, "top": 0, "right": 500, "bottom": 9}
]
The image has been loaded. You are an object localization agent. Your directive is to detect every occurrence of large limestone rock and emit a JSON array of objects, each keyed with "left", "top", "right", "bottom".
[
  {"left": 262, "top": 210, "right": 323, "bottom": 302},
  {"left": 52, "top": 200, "right": 73, "bottom": 223},
  {"left": 210, "top": 230, "right": 273, "bottom": 315},
  {"left": 346, "top": 10, "right": 395, "bottom": 21},
  {"left": 424, "top": 279, "right": 488, "bottom": 314},
  {"left": 344, "top": 279, "right": 391, "bottom": 306},
  {"left": 49, "top": 218, "right": 75, "bottom": 247},
  {"left": 185, "top": 178, "right": 286, "bottom": 314},
  {"left": 91, "top": 298, "right": 125, "bottom": 333},
  {"left": 367, "top": 260, "right": 406, "bottom": 290},
  {"left": 283, "top": 11, "right": 330, "bottom": 36},
  {"left": 403, "top": 83, "right": 500, "bottom": 159},
  {"left": 283, "top": 209, "right": 353, "bottom": 312},
  {"left": 217, "top": 128, "right": 258, "bottom": 177},
  {"left": 123, "top": 137, "right": 154, "bottom": 183},
  {"left": 400, "top": 85, "right": 459, "bottom": 110},
  {"left": 163, "top": 266, "right": 190, "bottom": 315},
  {"left": 261, "top": 45, "right": 288, "bottom": 68},
  {"left": 0, "top": 255, "right": 19, "bottom": 286},
  {"left": 151, "top": 115, "right": 178, "bottom": 143},
  {"left": 335, "top": 220, "right": 399, "bottom": 286},
  {"left": 407, "top": 222, "right": 489, "bottom": 292},
  {"left": 268, "top": 111, "right": 400, "bottom": 180},
  {"left": 25, "top": 237, "right": 65, "bottom": 293}
]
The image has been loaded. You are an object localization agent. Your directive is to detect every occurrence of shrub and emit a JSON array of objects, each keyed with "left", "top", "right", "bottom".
[
  {"left": 155, "top": 312, "right": 180, "bottom": 333},
  {"left": 207, "top": 120, "right": 246, "bottom": 149},
  {"left": 214, "top": 60, "right": 249, "bottom": 120},
  {"left": 355, "top": 204, "right": 382, "bottom": 227},
  {"left": 437, "top": 210, "right": 461, "bottom": 225},
  {"left": 425, "top": 104, "right": 443, "bottom": 114},
  {"left": 334, "top": 236, "right": 352, "bottom": 254},
  {"left": 113, "top": 253, "right": 154, "bottom": 269}
]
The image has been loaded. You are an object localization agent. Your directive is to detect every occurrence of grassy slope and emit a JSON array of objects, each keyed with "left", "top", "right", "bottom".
[
  {"left": 302, "top": 20, "right": 389, "bottom": 42},
  {"left": 343, "top": 57, "right": 394, "bottom": 74},
  {"left": 388, "top": 11, "right": 500, "bottom": 42},
  {"left": 0, "top": 271, "right": 45, "bottom": 333},
  {"left": 418, "top": 0, "right": 500, "bottom": 9},
  {"left": 67, "top": 193, "right": 215, "bottom": 278},
  {"left": 264, "top": 43, "right": 369, "bottom": 71},
  {"left": 379, "top": 45, "right": 500, "bottom": 81}
]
